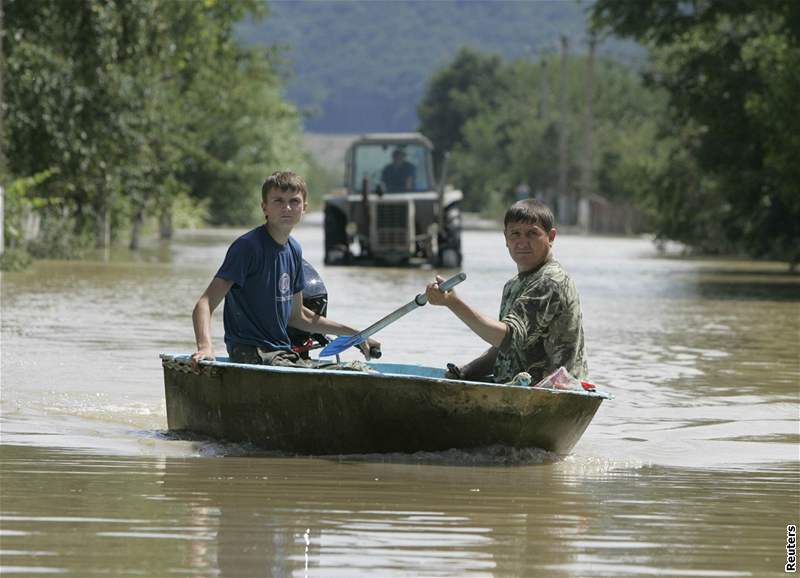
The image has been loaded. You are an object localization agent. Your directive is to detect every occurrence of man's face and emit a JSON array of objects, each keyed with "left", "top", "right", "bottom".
[
  {"left": 504, "top": 220, "right": 556, "bottom": 272},
  {"left": 261, "top": 187, "right": 306, "bottom": 230}
]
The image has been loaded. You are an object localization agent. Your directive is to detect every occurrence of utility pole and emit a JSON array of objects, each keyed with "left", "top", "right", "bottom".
[
  {"left": 578, "top": 34, "right": 596, "bottom": 232},
  {"left": 535, "top": 51, "right": 550, "bottom": 205},
  {"left": 557, "top": 35, "right": 569, "bottom": 224},
  {"left": 539, "top": 57, "right": 549, "bottom": 121},
  {"left": 1, "top": 0, "right": 6, "bottom": 256}
]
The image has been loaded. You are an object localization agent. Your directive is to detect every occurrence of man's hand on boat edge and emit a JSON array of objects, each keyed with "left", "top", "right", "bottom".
[{"left": 190, "top": 347, "right": 215, "bottom": 370}]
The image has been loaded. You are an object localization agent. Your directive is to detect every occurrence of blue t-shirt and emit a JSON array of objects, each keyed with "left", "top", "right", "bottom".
[{"left": 215, "top": 226, "right": 305, "bottom": 352}]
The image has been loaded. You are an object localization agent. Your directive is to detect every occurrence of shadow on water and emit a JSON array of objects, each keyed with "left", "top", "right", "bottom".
[
  {"left": 153, "top": 429, "right": 560, "bottom": 466},
  {"left": 691, "top": 279, "right": 800, "bottom": 301},
  {"left": 693, "top": 267, "right": 799, "bottom": 277},
  {"left": 674, "top": 265, "right": 800, "bottom": 301},
  {"left": 330, "top": 446, "right": 559, "bottom": 467}
]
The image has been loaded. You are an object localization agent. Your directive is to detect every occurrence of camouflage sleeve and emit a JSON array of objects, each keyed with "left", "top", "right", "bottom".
[{"left": 497, "top": 280, "right": 562, "bottom": 355}]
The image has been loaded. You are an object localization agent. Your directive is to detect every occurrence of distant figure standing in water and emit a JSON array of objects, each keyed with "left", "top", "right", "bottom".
[
  {"left": 425, "top": 199, "right": 587, "bottom": 384},
  {"left": 381, "top": 148, "right": 416, "bottom": 192},
  {"left": 191, "top": 171, "right": 378, "bottom": 368}
]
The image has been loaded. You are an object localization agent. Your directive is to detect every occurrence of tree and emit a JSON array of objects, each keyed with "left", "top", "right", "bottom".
[
  {"left": 421, "top": 49, "right": 665, "bottom": 215},
  {"left": 592, "top": 0, "right": 800, "bottom": 266},
  {"left": 418, "top": 48, "right": 509, "bottom": 169},
  {"left": 3, "top": 0, "right": 308, "bottom": 261}
]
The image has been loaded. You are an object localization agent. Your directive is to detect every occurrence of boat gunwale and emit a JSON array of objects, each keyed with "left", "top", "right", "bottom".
[{"left": 159, "top": 353, "right": 613, "bottom": 400}]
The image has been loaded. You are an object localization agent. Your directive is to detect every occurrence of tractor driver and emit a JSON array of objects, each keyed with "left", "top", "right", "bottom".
[{"left": 381, "top": 148, "right": 416, "bottom": 192}]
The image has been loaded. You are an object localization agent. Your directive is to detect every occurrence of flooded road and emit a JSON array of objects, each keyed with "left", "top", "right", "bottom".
[{"left": 2, "top": 219, "right": 798, "bottom": 577}]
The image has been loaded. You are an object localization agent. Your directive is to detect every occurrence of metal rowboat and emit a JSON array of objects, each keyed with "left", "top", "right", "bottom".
[{"left": 161, "top": 353, "right": 610, "bottom": 455}]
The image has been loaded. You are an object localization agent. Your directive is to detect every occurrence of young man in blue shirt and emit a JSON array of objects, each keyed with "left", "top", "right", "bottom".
[{"left": 191, "top": 171, "right": 378, "bottom": 367}]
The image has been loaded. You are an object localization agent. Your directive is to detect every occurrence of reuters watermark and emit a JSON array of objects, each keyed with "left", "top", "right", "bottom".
[{"left": 787, "top": 524, "right": 797, "bottom": 573}]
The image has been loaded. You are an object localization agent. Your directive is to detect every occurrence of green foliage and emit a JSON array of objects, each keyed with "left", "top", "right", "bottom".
[
  {"left": 418, "top": 48, "right": 508, "bottom": 169},
  {"left": 591, "top": 0, "right": 800, "bottom": 265},
  {"left": 303, "top": 157, "right": 340, "bottom": 211},
  {"left": 2, "top": 170, "right": 89, "bottom": 264},
  {"left": 420, "top": 50, "right": 666, "bottom": 214},
  {"left": 168, "top": 190, "right": 210, "bottom": 232},
  {"left": 0, "top": 247, "right": 33, "bottom": 272},
  {"left": 26, "top": 209, "right": 88, "bottom": 260},
  {"left": 178, "top": 42, "right": 309, "bottom": 225},
  {"left": 3, "top": 0, "right": 308, "bottom": 259},
  {"left": 0, "top": 171, "right": 53, "bottom": 270},
  {"left": 2, "top": 170, "right": 59, "bottom": 247}
]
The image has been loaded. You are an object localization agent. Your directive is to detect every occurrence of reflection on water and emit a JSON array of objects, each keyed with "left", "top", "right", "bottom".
[
  {"left": 1, "top": 444, "right": 795, "bottom": 577},
  {"left": 1, "top": 220, "right": 799, "bottom": 577}
]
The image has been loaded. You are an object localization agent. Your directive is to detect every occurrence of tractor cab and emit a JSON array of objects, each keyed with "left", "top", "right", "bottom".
[{"left": 323, "top": 133, "right": 463, "bottom": 267}]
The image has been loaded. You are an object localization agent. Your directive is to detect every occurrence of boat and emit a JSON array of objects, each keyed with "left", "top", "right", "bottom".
[{"left": 160, "top": 353, "right": 611, "bottom": 455}]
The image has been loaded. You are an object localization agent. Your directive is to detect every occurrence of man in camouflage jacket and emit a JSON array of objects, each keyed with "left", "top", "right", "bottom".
[{"left": 425, "top": 199, "right": 587, "bottom": 384}]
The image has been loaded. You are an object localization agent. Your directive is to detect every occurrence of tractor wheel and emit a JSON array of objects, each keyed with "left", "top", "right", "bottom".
[
  {"left": 324, "top": 207, "right": 349, "bottom": 265},
  {"left": 440, "top": 247, "right": 462, "bottom": 269}
]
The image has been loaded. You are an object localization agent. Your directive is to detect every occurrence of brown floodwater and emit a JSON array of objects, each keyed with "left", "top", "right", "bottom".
[{"left": 2, "top": 218, "right": 798, "bottom": 577}]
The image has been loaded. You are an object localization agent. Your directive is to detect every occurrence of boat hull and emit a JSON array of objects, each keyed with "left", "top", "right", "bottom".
[{"left": 161, "top": 354, "right": 609, "bottom": 455}]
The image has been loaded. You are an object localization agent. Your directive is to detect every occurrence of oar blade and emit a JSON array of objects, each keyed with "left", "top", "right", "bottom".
[{"left": 319, "top": 334, "right": 362, "bottom": 357}]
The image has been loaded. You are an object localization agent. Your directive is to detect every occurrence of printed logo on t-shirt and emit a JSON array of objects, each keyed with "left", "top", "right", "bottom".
[{"left": 277, "top": 272, "right": 292, "bottom": 302}]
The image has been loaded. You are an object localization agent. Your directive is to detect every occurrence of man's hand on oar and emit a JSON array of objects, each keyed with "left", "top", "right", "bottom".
[
  {"left": 425, "top": 275, "right": 458, "bottom": 306},
  {"left": 356, "top": 337, "right": 381, "bottom": 360}
]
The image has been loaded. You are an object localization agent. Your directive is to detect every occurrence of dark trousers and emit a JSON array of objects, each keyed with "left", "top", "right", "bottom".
[{"left": 227, "top": 344, "right": 313, "bottom": 368}]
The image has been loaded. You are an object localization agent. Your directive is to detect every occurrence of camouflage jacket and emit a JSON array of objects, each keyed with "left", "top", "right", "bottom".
[{"left": 494, "top": 259, "right": 588, "bottom": 384}]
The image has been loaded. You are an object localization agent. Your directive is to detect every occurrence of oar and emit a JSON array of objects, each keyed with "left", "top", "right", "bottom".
[{"left": 319, "top": 272, "right": 467, "bottom": 357}]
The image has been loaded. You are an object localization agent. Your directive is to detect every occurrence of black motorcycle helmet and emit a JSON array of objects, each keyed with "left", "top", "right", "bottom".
[{"left": 288, "top": 260, "right": 329, "bottom": 357}]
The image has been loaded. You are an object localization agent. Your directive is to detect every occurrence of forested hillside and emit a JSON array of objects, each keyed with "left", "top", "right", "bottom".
[{"left": 238, "top": 1, "right": 641, "bottom": 133}]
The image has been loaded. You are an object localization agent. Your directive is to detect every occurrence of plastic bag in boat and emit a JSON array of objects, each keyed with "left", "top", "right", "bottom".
[{"left": 534, "top": 367, "right": 597, "bottom": 391}]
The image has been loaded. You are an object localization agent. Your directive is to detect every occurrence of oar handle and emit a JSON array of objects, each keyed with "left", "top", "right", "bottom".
[{"left": 414, "top": 272, "right": 467, "bottom": 306}]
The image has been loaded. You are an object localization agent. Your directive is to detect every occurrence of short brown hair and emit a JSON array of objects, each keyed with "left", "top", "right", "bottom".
[
  {"left": 504, "top": 199, "right": 554, "bottom": 231},
  {"left": 261, "top": 171, "right": 308, "bottom": 203}
]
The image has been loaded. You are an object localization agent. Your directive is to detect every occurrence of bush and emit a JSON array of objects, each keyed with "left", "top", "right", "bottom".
[{"left": 0, "top": 247, "right": 33, "bottom": 271}]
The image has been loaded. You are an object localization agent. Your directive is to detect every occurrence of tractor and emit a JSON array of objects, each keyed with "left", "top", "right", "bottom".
[{"left": 323, "top": 133, "right": 463, "bottom": 268}]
